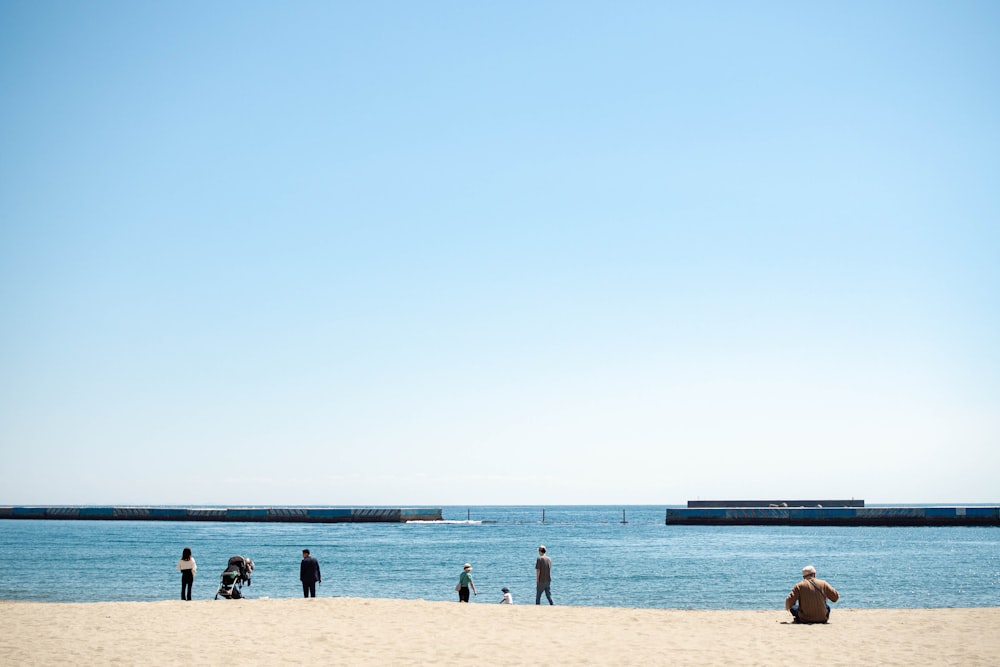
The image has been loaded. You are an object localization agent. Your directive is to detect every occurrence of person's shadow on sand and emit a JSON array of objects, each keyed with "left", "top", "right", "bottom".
[{"left": 779, "top": 620, "right": 829, "bottom": 625}]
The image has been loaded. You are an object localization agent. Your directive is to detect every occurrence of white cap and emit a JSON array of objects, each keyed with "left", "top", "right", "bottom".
[{"left": 802, "top": 565, "right": 816, "bottom": 576}]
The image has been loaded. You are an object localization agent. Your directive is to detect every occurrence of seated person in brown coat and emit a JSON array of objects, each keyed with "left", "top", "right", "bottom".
[{"left": 786, "top": 565, "right": 839, "bottom": 623}]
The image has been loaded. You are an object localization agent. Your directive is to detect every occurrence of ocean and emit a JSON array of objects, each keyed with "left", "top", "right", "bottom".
[{"left": 2, "top": 506, "right": 998, "bottom": 609}]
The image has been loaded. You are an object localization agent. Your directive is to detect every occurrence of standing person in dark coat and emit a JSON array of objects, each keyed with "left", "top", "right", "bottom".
[{"left": 300, "top": 549, "right": 322, "bottom": 598}]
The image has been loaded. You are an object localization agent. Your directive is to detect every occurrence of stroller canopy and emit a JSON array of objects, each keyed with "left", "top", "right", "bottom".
[
  {"left": 216, "top": 555, "right": 254, "bottom": 600},
  {"left": 223, "top": 555, "right": 254, "bottom": 582}
]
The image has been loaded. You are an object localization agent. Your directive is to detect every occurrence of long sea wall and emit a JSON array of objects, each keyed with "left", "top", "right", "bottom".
[
  {"left": 666, "top": 506, "right": 1000, "bottom": 526},
  {"left": 0, "top": 506, "right": 442, "bottom": 523},
  {"left": 687, "top": 499, "right": 864, "bottom": 508}
]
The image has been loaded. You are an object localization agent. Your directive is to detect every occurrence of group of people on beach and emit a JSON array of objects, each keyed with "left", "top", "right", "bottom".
[
  {"left": 178, "top": 545, "right": 839, "bottom": 622},
  {"left": 456, "top": 545, "right": 553, "bottom": 605},
  {"left": 173, "top": 547, "right": 322, "bottom": 600},
  {"left": 175, "top": 544, "right": 556, "bottom": 605},
  {"left": 457, "top": 552, "right": 840, "bottom": 623}
]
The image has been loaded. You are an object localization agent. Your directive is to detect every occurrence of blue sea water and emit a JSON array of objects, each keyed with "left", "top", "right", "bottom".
[{"left": 1, "top": 506, "right": 998, "bottom": 609}]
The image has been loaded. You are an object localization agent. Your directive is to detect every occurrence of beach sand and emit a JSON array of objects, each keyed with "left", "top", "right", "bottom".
[{"left": 2, "top": 598, "right": 998, "bottom": 666}]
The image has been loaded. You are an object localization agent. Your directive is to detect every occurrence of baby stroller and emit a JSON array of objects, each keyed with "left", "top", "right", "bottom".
[{"left": 215, "top": 555, "right": 254, "bottom": 600}]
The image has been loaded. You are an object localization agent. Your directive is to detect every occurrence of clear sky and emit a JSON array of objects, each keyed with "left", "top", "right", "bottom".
[{"left": 1, "top": 1, "right": 998, "bottom": 506}]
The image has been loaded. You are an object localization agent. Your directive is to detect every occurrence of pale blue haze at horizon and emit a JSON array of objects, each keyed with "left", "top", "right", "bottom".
[{"left": 0, "top": 2, "right": 997, "bottom": 505}]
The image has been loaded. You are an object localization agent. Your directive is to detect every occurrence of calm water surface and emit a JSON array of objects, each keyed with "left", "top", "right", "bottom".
[{"left": 1, "top": 506, "right": 997, "bottom": 609}]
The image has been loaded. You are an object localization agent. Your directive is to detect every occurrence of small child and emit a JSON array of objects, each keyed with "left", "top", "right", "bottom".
[{"left": 499, "top": 587, "right": 513, "bottom": 604}]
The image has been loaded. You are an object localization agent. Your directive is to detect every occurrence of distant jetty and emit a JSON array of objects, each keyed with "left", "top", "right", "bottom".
[
  {"left": 0, "top": 506, "right": 443, "bottom": 523},
  {"left": 668, "top": 500, "right": 999, "bottom": 526},
  {"left": 687, "top": 499, "right": 864, "bottom": 508}
]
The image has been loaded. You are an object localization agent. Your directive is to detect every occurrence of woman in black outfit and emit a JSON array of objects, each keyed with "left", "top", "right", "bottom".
[{"left": 177, "top": 547, "right": 197, "bottom": 601}]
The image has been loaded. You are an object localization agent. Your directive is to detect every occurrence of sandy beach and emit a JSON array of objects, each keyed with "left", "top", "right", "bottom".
[{"left": 2, "top": 598, "right": 998, "bottom": 666}]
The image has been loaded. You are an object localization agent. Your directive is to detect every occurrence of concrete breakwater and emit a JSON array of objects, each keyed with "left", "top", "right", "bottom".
[
  {"left": 0, "top": 506, "right": 443, "bottom": 523},
  {"left": 666, "top": 505, "right": 1000, "bottom": 526},
  {"left": 687, "top": 499, "right": 864, "bottom": 508}
]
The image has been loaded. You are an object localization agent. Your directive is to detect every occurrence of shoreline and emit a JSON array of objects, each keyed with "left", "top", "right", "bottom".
[{"left": 3, "top": 598, "right": 999, "bottom": 666}]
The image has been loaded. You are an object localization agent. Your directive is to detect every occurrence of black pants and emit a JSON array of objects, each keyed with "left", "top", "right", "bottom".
[
  {"left": 458, "top": 586, "right": 470, "bottom": 602},
  {"left": 181, "top": 570, "right": 194, "bottom": 601},
  {"left": 302, "top": 580, "right": 317, "bottom": 598}
]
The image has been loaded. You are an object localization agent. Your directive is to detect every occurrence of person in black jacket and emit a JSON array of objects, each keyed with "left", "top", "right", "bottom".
[{"left": 300, "top": 549, "right": 322, "bottom": 598}]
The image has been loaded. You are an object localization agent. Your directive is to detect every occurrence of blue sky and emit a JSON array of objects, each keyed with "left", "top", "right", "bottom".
[{"left": 1, "top": 1, "right": 997, "bottom": 506}]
